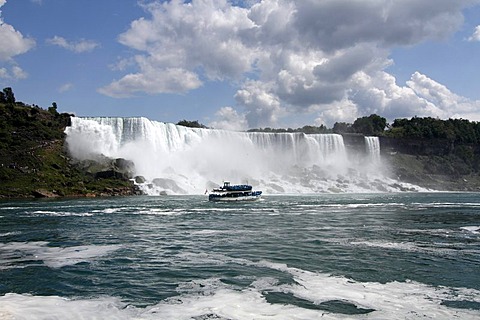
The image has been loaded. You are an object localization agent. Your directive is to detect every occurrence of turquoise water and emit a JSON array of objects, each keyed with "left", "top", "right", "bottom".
[{"left": 1, "top": 193, "right": 479, "bottom": 319}]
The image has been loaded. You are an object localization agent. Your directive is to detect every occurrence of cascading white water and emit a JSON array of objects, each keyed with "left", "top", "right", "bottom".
[
  {"left": 65, "top": 117, "right": 422, "bottom": 194},
  {"left": 365, "top": 136, "right": 381, "bottom": 163}
]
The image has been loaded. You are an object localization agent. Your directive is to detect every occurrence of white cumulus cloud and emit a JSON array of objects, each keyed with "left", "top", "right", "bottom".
[
  {"left": 102, "top": 0, "right": 480, "bottom": 128},
  {"left": 98, "top": 67, "right": 202, "bottom": 98},
  {"left": 208, "top": 106, "right": 248, "bottom": 131},
  {"left": 468, "top": 25, "right": 480, "bottom": 41},
  {"left": 235, "top": 79, "right": 286, "bottom": 128},
  {"left": 0, "top": 65, "right": 28, "bottom": 80},
  {"left": 46, "top": 36, "right": 99, "bottom": 53},
  {"left": 59, "top": 83, "right": 73, "bottom": 93},
  {"left": 407, "top": 72, "right": 480, "bottom": 121},
  {"left": 0, "top": 0, "right": 35, "bottom": 82},
  {"left": 100, "top": 0, "right": 255, "bottom": 98},
  {"left": 11, "top": 65, "right": 27, "bottom": 79},
  {"left": 0, "top": 67, "right": 8, "bottom": 78},
  {"left": 0, "top": 1, "right": 35, "bottom": 61}
]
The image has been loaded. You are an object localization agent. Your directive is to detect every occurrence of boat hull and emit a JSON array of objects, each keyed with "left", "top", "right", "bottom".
[
  {"left": 209, "top": 194, "right": 262, "bottom": 202},
  {"left": 208, "top": 191, "right": 262, "bottom": 202},
  {"left": 208, "top": 182, "right": 262, "bottom": 202}
]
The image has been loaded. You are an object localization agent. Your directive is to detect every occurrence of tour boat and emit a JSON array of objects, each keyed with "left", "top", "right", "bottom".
[{"left": 208, "top": 181, "right": 262, "bottom": 202}]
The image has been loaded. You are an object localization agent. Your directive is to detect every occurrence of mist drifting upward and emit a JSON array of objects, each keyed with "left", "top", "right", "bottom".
[{"left": 65, "top": 117, "right": 421, "bottom": 195}]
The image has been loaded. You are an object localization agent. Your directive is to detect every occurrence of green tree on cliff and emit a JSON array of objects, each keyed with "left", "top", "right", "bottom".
[
  {"left": 1, "top": 87, "right": 15, "bottom": 104},
  {"left": 332, "top": 122, "right": 352, "bottom": 134},
  {"left": 351, "top": 114, "right": 387, "bottom": 135},
  {"left": 177, "top": 119, "right": 208, "bottom": 128}
]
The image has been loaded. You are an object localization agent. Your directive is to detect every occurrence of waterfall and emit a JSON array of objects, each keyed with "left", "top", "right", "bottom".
[
  {"left": 365, "top": 136, "right": 381, "bottom": 162},
  {"left": 65, "top": 117, "right": 421, "bottom": 194}
]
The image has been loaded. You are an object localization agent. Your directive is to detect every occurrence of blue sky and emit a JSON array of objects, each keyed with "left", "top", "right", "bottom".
[{"left": 1, "top": 0, "right": 480, "bottom": 130}]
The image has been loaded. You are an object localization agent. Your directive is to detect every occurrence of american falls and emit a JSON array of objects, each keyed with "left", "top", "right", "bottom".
[{"left": 65, "top": 117, "right": 420, "bottom": 195}]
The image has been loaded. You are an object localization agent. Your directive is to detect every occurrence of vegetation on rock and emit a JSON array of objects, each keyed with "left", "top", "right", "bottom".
[
  {"left": 248, "top": 124, "right": 330, "bottom": 134},
  {"left": 177, "top": 119, "right": 208, "bottom": 128},
  {"left": 0, "top": 88, "right": 139, "bottom": 198}
]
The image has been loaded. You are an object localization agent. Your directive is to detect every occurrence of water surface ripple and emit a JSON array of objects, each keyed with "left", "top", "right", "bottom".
[{"left": 0, "top": 193, "right": 479, "bottom": 319}]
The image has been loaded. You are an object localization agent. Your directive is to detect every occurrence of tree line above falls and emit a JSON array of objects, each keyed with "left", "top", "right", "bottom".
[
  {"left": 2, "top": 86, "right": 480, "bottom": 198},
  {"left": 180, "top": 113, "right": 480, "bottom": 145}
]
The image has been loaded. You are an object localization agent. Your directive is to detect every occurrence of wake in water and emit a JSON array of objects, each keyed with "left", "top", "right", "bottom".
[{"left": 65, "top": 117, "right": 423, "bottom": 195}]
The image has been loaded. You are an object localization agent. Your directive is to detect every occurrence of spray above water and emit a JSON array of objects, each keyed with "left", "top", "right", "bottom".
[{"left": 65, "top": 117, "right": 420, "bottom": 194}]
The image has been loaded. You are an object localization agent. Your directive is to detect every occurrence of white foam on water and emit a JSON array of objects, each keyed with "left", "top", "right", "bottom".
[
  {"left": 191, "top": 229, "right": 226, "bottom": 236},
  {"left": 0, "top": 294, "right": 135, "bottom": 320},
  {"left": 461, "top": 226, "right": 480, "bottom": 234},
  {"left": 412, "top": 202, "right": 480, "bottom": 209},
  {"left": 258, "top": 261, "right": 480, "bottom": 319},
  {"left": 350, "top": 240, "right": 420, "bottom": 252},
  {"left": 335, "top": 238, "right": 480, "bottom": 257},
  {"left": 1, "top": 259, "right": 479, "bottom": 320},
  {"left": 31, "top": 210, "right": 94, "bottom": 217},
  {"left": 298, "top": 202, "right": 408, "bottom": 210},
  {"left": 136, "top": 208, "right": 185, "bottom": 215},
  {"left": 0, "top": 206, "right": 24, "bottom": 210},
  {"left": 191, "top": 208, "right": 239, "bottom": 212},
  {"left": 152, "top": 252, "right": 480, "bottom": 318},
  {"left": 0, "top": 231, "right": 21, "bottom": 237},
  {"left": 0, "top": 291, "right": 319, "bottom": 320},
  {"left": 148, "top": 287, "right": 327, "bottom": 320},
  {"left": 94, "top": 208, "right": 122, "bottom": 214},
  {"left": 0, "top": 241, "right": 121, "bottom": 269}
]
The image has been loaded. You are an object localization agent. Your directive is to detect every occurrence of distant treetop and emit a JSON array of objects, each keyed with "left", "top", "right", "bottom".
[
  {"left": 176, "top": 119, "right": 208, "bottom": 129},
  {"left": 248, "top": 124, "right": 330, "bottom": 134},
  {"left": 0, "top": 87, "right": 15, "bottom": 104}
]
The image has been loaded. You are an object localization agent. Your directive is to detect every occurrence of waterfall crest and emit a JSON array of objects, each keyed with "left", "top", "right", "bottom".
[
  {"left": 65, "top": 117, "right": 420, "bottom": 194},
  {"left": 365, "top": 136, "right": 381, "bottom": 162}
]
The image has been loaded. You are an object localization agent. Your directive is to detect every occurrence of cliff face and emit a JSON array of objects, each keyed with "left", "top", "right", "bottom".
[
  {"left": 0, "top": 103, "right": 140, "bottom": 198},
  {"left": 379, "top": 136, "right": 480, "bottom": 191},
  {"left": 342, "top": 134, "right": 480, "bottom": 191}
]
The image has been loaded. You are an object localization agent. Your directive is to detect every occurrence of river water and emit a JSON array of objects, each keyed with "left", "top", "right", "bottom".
[{"left": 1, "top": 193, "right": 479, "bottom": 319}]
